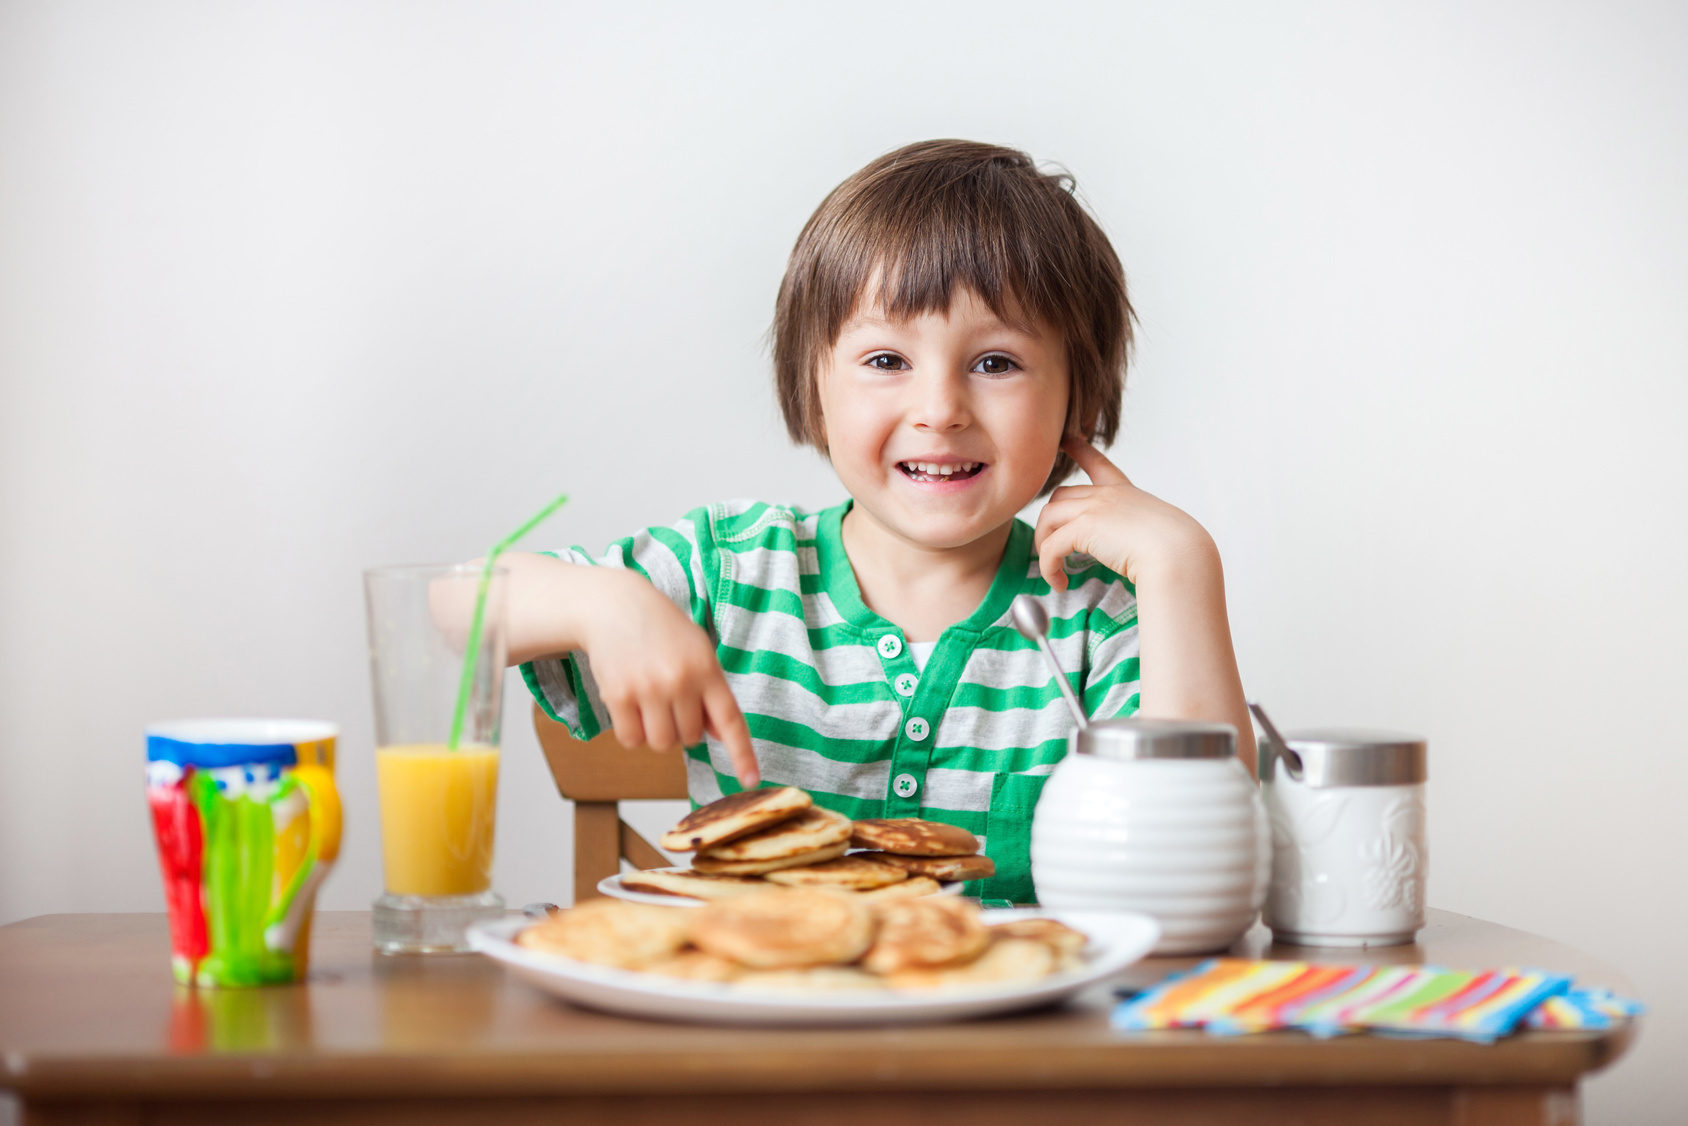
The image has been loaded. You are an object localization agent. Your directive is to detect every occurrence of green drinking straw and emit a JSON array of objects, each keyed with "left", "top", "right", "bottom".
[{"left": 447, "top": 491, "right": 571, "bottom": 750}]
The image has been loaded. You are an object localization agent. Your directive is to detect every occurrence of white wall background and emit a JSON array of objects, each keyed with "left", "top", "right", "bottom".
[{"left": 2, "top": 1, "right": 1683, "bottom": 1120}]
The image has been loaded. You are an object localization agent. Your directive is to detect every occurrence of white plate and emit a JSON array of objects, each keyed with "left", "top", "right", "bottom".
[
  {"left": 597, "top": 867, "right": 963, "bottom": 907},
  {"left": 468, "top": 908, "right": 1160, "bottom": 1026}
]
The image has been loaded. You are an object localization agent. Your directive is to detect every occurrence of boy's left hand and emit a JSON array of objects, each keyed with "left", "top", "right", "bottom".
[{"left": 1033, "top": 437, "right": 1217, "bottom": 592}]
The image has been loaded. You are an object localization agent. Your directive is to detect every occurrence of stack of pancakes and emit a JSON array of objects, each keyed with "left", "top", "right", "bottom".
[
  {"left": 517, "top": 888, "right": 1088, "bottom": 992},
  {"left": 849, "top": 817, "right": 996, "bottom": 882},
  {"left": 623, "top": 787, "right": 995, "bottom": 903}
]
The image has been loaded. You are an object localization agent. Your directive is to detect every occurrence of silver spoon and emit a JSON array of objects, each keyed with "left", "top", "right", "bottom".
[
  {"left": 1247, "top": 701, "right": 1304, "bottom": 780},
  {"left": 1011, "top": 595, "right": 1088, "bottom": 730}
]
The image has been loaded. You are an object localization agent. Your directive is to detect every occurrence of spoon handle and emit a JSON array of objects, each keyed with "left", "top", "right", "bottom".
[
  {"left": 1247, "top": 701, "right": 1304, "bottom": 779},
  {"left": 1038, "top": 636, "right": 1089, "bottom": 730},
  {"left": 1010, "top": 594, "right": 1088, "bottom": 731}
]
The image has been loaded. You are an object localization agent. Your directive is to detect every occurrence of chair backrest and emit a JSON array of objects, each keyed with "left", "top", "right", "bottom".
[{"left": 531, "top": 703, "right": 688, "bottom": 903}]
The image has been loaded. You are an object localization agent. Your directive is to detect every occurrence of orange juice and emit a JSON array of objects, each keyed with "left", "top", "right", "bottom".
[{"left": 375, "top": 744, "right": 499, "bottom": 896}]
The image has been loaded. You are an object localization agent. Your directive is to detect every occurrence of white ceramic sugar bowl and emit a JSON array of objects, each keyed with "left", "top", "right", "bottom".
[
  {"left": 1029, "top": 718, "right": 1269, "bottom": 955},
  {"left": 1262, "top": 729, "right": 1428, "bottom": 947}
]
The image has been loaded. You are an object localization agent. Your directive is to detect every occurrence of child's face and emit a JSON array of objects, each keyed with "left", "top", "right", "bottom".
[{"left": 818, "top": 287, "right": 1069, "bottom": 557}]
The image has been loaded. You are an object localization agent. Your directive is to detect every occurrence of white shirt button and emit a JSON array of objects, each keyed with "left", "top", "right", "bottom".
[
  {"left": 893, "top": 773, "right": 919, "bottom": 798},
  {"left": 877, "top": 634, "right": 903, "bottom": 659},
  {"left": 893, "top": 673, "right": 918, "bottom": 697},
  {"left": 904, "top": 717, "right": 930, "bottom": 741}
]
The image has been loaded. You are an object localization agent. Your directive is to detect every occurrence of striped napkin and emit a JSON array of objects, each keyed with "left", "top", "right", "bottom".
[
  {"left": 1112, "top": 959, "right": 1639, "bottom": 1042},
  {"left": 1525, "top": 987, "right": 1644, "bottom": 1031}
]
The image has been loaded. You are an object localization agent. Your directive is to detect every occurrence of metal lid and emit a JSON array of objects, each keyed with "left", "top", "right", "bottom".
[
  {"left": 1072, "top": 717, "right": 1237, "bottom": 761},
  {"left": 1262, "top": 727, "right": 1428, "bottom": 787}
]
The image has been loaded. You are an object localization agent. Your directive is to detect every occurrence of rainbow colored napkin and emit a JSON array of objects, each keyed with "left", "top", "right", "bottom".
[
  {"left": 1112, "top": 959, "right": 1640, "bottom": 1042},
  {"left": 1524, "top": 987, "right": 1644, "bottom": 1031}
]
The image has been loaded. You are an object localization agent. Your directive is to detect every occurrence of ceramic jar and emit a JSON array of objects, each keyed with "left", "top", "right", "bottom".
[
  {"left": 1029, "top": 718, "right": 1269, "bottom": 955},
  {"left": 1262, "top": 729, "right": 1428, "bottom": 947}
]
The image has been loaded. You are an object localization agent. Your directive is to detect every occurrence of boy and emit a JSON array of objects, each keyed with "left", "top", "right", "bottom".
[{"left": 499, "top": 140, "right": 1250, "bottom": 903}]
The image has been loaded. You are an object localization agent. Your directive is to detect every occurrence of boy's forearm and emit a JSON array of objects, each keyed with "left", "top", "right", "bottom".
[
  {"left": 1130, "top": 536, "right": 1257, "bottom": 774},
  {"left": 440, "top": 552, "right": 645, "bottom": 667}
]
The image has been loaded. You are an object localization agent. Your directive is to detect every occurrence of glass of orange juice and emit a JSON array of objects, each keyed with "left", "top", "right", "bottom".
[{"left": 363, "top": 563, "right": 508, "bottom": 953}]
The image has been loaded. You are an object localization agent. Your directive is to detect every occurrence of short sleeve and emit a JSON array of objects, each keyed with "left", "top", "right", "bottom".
[
  {"left": 520, "top": 506, "right": 719, "bottom": 741},
  {"left": 1079, "top": 568, "right": 1141, "bottom": 720}
]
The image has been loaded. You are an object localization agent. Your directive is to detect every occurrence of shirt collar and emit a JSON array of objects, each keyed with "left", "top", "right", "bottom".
[{"left": 813, "top": 500, "right": 1033, "bottom": 638}]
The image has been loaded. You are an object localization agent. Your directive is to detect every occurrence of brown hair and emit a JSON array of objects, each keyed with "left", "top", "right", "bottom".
[{"left": 772, "top": 139, "right": 1134, "bottom": 495}]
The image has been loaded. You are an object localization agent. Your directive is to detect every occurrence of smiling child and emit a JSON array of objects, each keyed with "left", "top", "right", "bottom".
[{"left": 500, "top": 139, "right": 1251, "bottom": 903}]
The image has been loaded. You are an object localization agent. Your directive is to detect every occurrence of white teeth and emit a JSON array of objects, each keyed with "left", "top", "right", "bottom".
[{"left": 903, "top": 461, "right": 979, "bottom": 477}]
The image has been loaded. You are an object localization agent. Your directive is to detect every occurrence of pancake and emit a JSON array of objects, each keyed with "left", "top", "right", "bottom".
[
  {"left": 763, "top": 854, "right": 910, "bottom": 891},
  {"left": 732, "top": 966, "right": 885, "bottom": 993},
  {"left": 854, "top": 850, "right": 997, "bottom": 882},
  {"left": 695, "top": 807, "right": 852, "bottom": 863},
  {"left": 659, "top": 786, "right": 812, "bottom": 852},
  {"left": 641, "top": 949, "right": 742, "bottom": 982},
  {"left": 620, "top": 868, "right": 768, "bottom": 901},
  {"left": 849, "top": 818, "right": 980, "bottom": 857},
  {"left": 689, "top": 888, "right": 874, "bottom": 969},
  {"left": 885, "top": 937, "right": 1056, "bottom": 991},
  {"left": 861, "top": 895, "right": 990, "bottom": 975},
  {"left": 987, "top": 916, "right": 1089, "bottom": 956},
  {"left": 515, "top": 899, "right": 691, "bottom": 969},
  {"left": 854, "top": 875, "right": 944, "bottom": 901},
  {"left": 690, "top": 840, "right": 849, "bottom": 876}
]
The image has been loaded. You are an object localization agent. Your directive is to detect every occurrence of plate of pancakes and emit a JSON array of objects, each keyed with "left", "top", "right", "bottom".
[
  {"left": 600, "top": 787, "right": 993, "bottom": 906},
  {"left": 469, "top": 895, "right": 1161, "bottom": 1026},
  {"left": 599, "top": 868, "right": 964, "bottom": 906}
]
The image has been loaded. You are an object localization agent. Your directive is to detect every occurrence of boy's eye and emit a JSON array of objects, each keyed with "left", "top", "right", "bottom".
[
  {"left": 867, "top": 353, "right": 908, "bottom": 371},
  {"left": 974, "top": 354, "right": 1018, "bottom": 376}
]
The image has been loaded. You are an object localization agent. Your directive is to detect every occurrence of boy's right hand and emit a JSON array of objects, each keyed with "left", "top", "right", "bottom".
[{"left": 582, "top": 578, "right": 761, "bottom": 789}]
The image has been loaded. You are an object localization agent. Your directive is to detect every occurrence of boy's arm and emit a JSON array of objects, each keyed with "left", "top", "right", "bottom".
[
  {"left": 1032, "top": 439, "right": 1256, "bottom": 774},
  {"left": 484, "top": 551, "right": 646, "bottom": 665},
  {"left": 1128, "top": 537, "right": 1255, "bottom": 774},
  {"left": 435, "top": 551, "right": 759, "bottom": 786}
]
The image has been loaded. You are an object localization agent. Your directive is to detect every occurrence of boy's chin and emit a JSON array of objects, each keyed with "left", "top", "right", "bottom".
[
  {"left": 892, "top": 514, "right": 1018, "bottom": 554},
  {"left": 846, "top": 494, "right": 1023, "bottom": 554}
]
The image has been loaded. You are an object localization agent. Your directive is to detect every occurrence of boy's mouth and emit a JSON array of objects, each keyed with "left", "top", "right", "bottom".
[{"left": 897, "top": 460, "right": 984, "bottom": 483}]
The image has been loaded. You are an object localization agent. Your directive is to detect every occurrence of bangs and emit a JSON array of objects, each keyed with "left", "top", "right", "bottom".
[{"left": 814, "top": 161, "right": 1079, "bottom": 341}]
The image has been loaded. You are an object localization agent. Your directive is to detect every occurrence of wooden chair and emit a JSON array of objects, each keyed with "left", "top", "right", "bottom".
[{"left": 532, "top": 703, "right": 689, "bottom": 903}]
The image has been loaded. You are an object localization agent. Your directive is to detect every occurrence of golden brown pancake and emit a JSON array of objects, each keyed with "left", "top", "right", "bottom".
[
  {"left": 861, "top": 895, "right": 990, "bottom": 975},
  {"left": 885, "top": 937, "right": 1056, "bottom": 991},
  {"left": 763, "top": 854, "right": 910, "bottom": 891},
  {"left": 620, "top": 868, "right": 768, "bottom": 901},
  {"left": 689, "top": 888, "right": 874, "bottom": 969},
  {"left": 641, "top": 949, "right": 742, "bottom": 982},
  {"left": 849, "top": 818, "right": 981, "bottom": 857},
  {"left": 733, "top": 966, "right": 885, "bottom": 992},
  {"left": 987, "top": 916, "right": 1089, "bottom": 956},
  {"left": 515, "top": 899, "right": 691, "bottom": 969},
  {"left": 854, "top": 851, "right": 997, "bottom": 882},
  {"left": 695, "top": 806, "right": 852, "bottom": 863},
  {"left": 854, "top": 875, "right": 944, "bottom": 901},
  {"left": 659, "top": 786, "right": 813, "bottom": 852},
  {"left": 690, "top": 840, "right": 849, "bottom": 876}
]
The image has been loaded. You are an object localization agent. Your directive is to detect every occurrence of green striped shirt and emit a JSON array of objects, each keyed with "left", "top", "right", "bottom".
[{"left": 522, "top": 499, "right": 1140, "bottom": 903}]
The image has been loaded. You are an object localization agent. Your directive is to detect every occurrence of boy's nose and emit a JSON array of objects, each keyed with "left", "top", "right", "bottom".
[{"left": 910, "top": 371, "right": 971, "bottom": 432}]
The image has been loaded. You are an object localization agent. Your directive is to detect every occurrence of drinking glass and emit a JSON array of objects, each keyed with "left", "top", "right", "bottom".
[{"left": 363, "top": 563, "right": 508, "bottom": 953}]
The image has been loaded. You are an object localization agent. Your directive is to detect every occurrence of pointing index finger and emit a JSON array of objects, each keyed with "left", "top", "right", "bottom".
[
  {"left": 1062, "top": 436, "right": 1131, "bottom": 486},
  {"left": 703, "top": 679, "right": 760, "bottom": 789}
]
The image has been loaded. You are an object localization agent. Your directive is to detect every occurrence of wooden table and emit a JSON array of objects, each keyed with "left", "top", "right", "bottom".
[{"left": 0, "top": 908, "right": 1635, "bottom": 1126}]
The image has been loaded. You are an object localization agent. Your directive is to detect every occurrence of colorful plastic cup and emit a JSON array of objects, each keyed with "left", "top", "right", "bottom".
[{"left": 145, "top": 719, "right": 342, "bottom": 987}]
